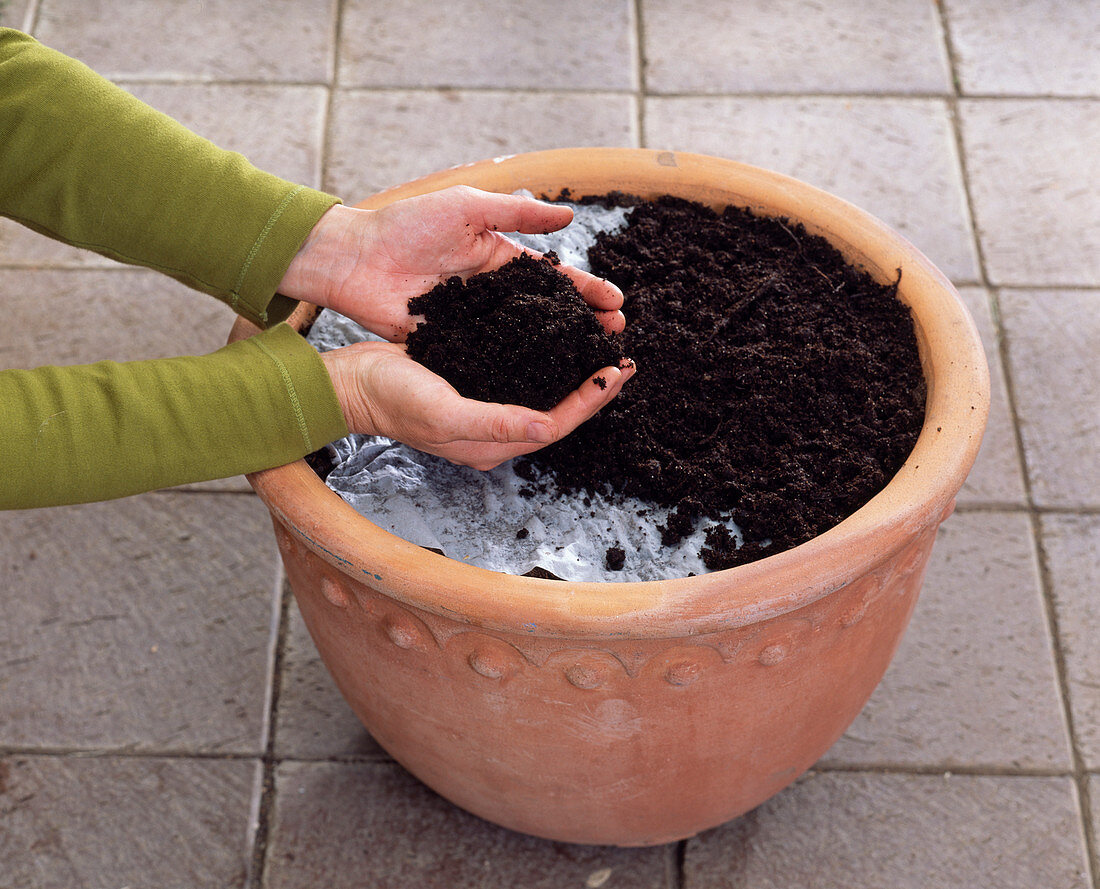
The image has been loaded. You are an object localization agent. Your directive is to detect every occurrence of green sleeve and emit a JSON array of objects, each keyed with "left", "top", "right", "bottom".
[
  {"left": 0, "top": 28, "right": 341, "bottom": 327},
  {"left": 0, "top": 324, "right": 348, "bottom": 509},
  {"left": 0, "top": 29, "right": 351, "bottom": 508}
]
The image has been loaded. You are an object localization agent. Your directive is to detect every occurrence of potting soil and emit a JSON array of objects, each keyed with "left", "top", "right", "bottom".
[
  {"left": 404, "top": 251, "right": 624, "bottom": 412},
  {"left": 308, "top": 193, "right": 925, "bottom": 580},
  {"left": 532, "top": 193, "right": 926, "bottom": 569}
]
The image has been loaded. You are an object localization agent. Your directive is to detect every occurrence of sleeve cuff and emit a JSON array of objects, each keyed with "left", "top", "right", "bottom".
[
  {"left": 232, "top": 186, "right": 342, "bottom": 328},
  {"left": 250, "top": 323, "right": 349, "bottom": 451}
]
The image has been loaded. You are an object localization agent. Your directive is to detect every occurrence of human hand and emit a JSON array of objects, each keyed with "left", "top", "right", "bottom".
[
  {"left": 320, "top": 341, "right": 635, "bottom": 471},
  {"left": 279, "top": 185, "right": 626, "bottom": 341}
]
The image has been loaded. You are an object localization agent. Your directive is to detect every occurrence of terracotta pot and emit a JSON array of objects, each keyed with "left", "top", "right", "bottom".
[{"left": 230, "top": 149, "right": 989, "bottom": 846}]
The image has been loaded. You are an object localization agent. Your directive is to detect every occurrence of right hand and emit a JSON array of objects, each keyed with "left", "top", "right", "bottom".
[{"left": 281, "top": 187, "right": 626, "bottom": 342}]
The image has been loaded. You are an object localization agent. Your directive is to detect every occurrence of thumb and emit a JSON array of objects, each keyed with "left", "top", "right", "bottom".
[
  {"left": 460, "top": 187, "right": 575, "bottom": 236},
  {"left": 444, "top": 400, "right": 558, "bottom": 446}
]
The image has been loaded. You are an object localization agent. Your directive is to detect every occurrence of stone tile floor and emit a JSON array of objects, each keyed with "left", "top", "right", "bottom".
[{"left": 1, "top": 1, "right": 1097, "bottom": 886}]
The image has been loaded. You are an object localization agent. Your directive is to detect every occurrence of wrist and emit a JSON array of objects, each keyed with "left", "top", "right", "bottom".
[
  {"left": 279, "top": 204, "right": 368, "bottom": 310},
  {"left": 320, "top": 348, "right": 355, "bottom": 432}
]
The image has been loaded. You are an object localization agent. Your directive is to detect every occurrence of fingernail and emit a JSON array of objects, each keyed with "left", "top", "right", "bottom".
[{"left": 526, "top": 421, "right": 554, "bottom": 443}]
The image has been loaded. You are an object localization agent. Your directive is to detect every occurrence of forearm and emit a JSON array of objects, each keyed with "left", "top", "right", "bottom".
[
  {"left": 0, "top": 28, "right": 340, "bottom": 327},
  {"left": 0, "top": 325, "right": 348, "bottom": 510}
]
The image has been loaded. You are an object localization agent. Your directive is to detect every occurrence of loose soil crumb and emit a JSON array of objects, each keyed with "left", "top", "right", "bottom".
[
  {"left": 519, "top": 195, "right": 926, "bottom": 569},
  {"left": 405, "top": 252, "right": 624, "bottom": 412},
  {"left": 605, "top": 546, "right": 626, "bottom": 571}
]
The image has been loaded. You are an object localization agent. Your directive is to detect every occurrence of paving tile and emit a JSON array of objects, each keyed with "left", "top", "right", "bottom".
[
  {"left": 823, "top": 511, "right": 1070, "bottom": 770},
  {"left": 167, "top": 475, "right": 254, "bottom": 494},
  {"left": 339, "top": 0, "right": 636, "bottom": 90},
  {"left": 954, "top": 286, "right": 1027, "bottom": 506},
  {"left": 123, "top": 83, "right": 328, "bottom": 188},
  {"left": 0, "top": 0, "right": 30, "bottom": 29},
  {"left": 266, "top": 761, "right": 672, "bottom": 889},
  {"left": 0, "top": 268, "right": 237, "bottom": 367},
  {"left": 0, "top": 82, "right": 328, "bottom": 266},
  {"left": 0, "top": 493, "right": 279, "bottom": 752},
  {"left": 2, "top": 2, "right": 1092, "bottom": 885},
  {"left": 274, "top": 598, "right": 388, "bottom": 760},
  {"left": 642, "top": 0, "right": 951, "bottom": 95},
  {"left": 944, "top": 0, "right": 1100, "bottom": 96},
  {"left": 683, "top": 772, "right": 1090, "bottom": 888},
  {"left": 1042, "top": 515, "right": 1100, "bottom": 769},
  {"left": 0, "top": 218, "right": 117, "bottom": 269},
  {"left": 326, "top": 89, "right": 637, "bottom": 200},
  {"left": 999, "top": 289, "right": 1100, "bottom": 508},
  {"left": 0, "top": 755, "right": 256, "bottom": 889},
  {"left": 959, "top": 100, "right": 1100, "bottom": 286},
  {"left": 644, "top": 97, "right": 979, "bottom": 282},
  {"left": 33, "top": 0, "right": 336, "bottom": 82}
]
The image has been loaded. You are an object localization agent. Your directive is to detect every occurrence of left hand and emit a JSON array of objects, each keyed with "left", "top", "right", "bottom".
[
  {"left": 279, "top": 185, "right": 626, "bottom": 341},
  {"left": 320, "top": 340, "right": 635, "bottom": 471}
]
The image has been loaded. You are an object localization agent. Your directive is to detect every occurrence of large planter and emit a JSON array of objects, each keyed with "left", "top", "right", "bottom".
[{"left": 230, "top": 149, "right": 989, "bottom": 846}]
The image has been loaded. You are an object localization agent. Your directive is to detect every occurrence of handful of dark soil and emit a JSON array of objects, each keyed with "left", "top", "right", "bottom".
[{"left": 405, "top": 252, "right": 624, "bottom": 412}]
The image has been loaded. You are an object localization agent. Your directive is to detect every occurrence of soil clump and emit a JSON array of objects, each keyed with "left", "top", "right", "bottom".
[{"left": 405, "top": 252, "right": 624, "bottom": 412}]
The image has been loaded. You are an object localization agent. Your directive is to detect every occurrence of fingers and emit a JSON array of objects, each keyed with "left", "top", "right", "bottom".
[
  {"left": 326, "top": 340, "right": 638, "bottom": 471},
  {"left": 432, "top": 361, "right": 635, "bottom": 461},
  {"left": 474, "top": 229, "right": 626, "bottom": 326},
  {"left": 472, "top": 235, "right": 625, "bottom": 319},
  {"left": 595, "top": 308, "right": 627, "bottom": 335},
  {"left": 446, "top": 186, "right": 627, "bottom": 319},
  {"left": 545, "top": 362, "right": 634, "bottom": 434},
  {"left": 552, "top": 263, "right": 625, "bottom": 313}
]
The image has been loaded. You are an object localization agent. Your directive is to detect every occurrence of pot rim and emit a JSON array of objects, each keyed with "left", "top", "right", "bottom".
[{"left": 234, "top": 148, "right": 990, "bottom": 639}]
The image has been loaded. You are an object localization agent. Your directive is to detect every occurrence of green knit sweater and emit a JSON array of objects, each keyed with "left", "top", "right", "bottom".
[{"left": 0, "top": 29, "right": 349, "bottom": 509}]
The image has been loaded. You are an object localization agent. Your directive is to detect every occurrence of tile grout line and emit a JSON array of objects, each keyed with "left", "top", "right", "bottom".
[
  {"left": 0, "top": 744, "right": 393, "bottom": 764},
  {"left": 813, "top": 762, "right": 1080, "bottom": 779},
  {"left": 242, "top": 9, "right": 347, "bottom": 884},
  {"left": 955, "top": 503, "right": 1100, "bottom": 516},
  {"left": 672, "top": 839, "right": 687, "bottom": 889},
  {"left": 243, "top": 556, "right": 286, "bottom": 888},
  {"left": 245, "top": 564, "right": 294, "bottom": 889},
  {"left": 258, "top": 557, "right": 288, "bottom": 767},
  {"left": 2, "top": 740, "right": 1089, "bottom": 779},
  {"left": 320, "top": 0, "right": 345, "bottom": 197},
  {"left": 632, "top": 0, "right": 647, "bottom": 149},
  {"left": 21, "top": 0, "right": 41, "bottom": 33},
  {"left": 68, "top": 78, "right": 1097, "bottom": 103},
  {"left": 641, "top": 89, "right": 1097, "bottom": 102},
  {"left": 936, "top": 3, "right": 1100, "bottom": 886}
]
